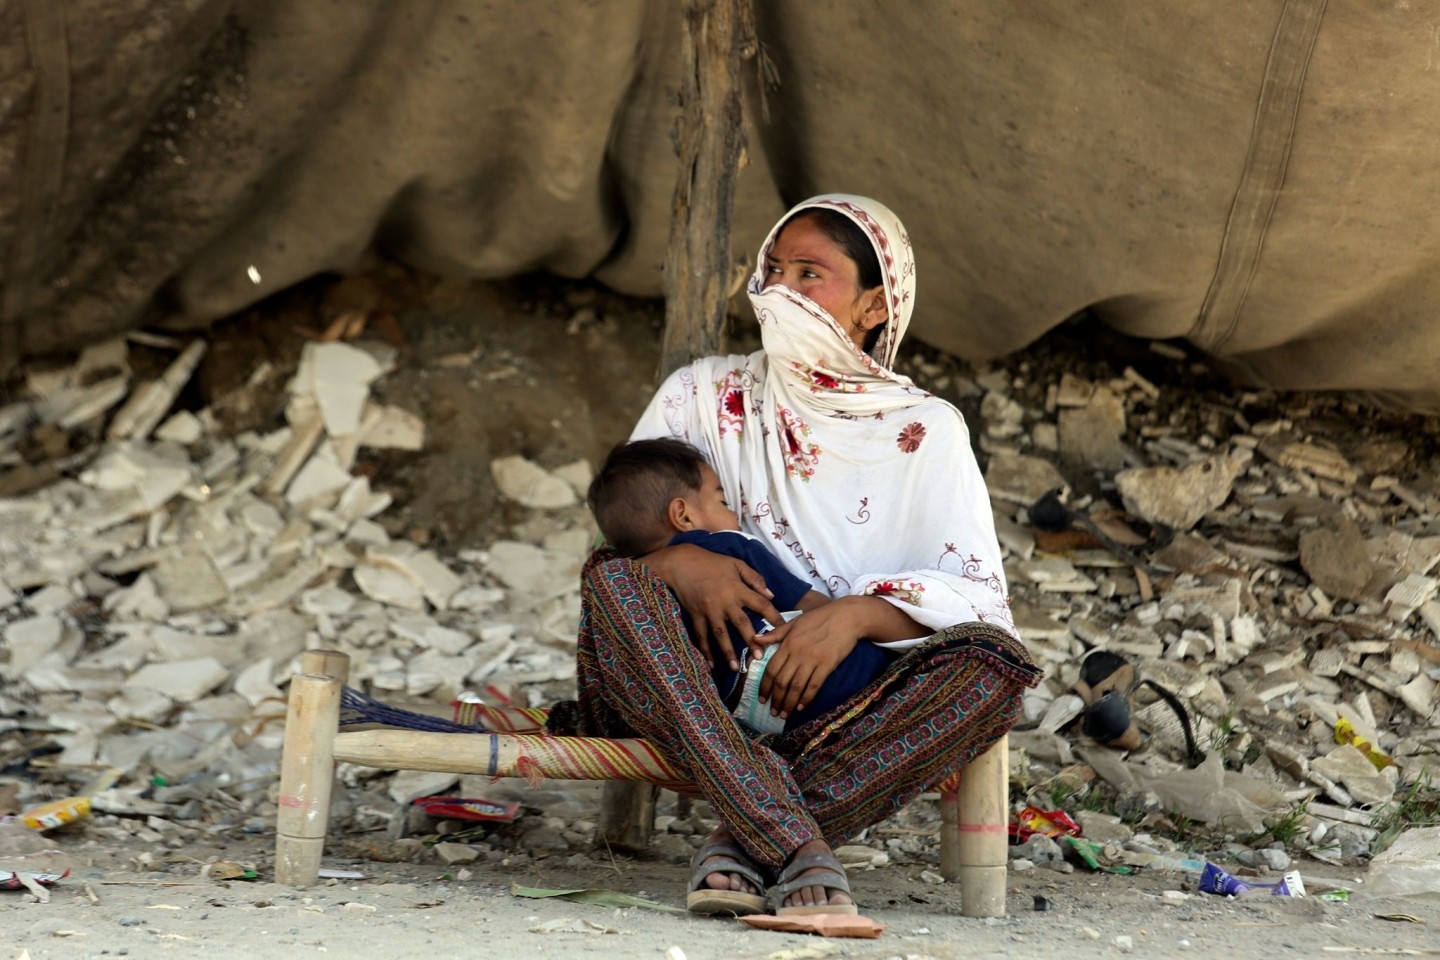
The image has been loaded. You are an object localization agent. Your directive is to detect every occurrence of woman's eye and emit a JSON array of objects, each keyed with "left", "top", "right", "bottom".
[
  {"left": 801, "top": 270, "right": 818, "bottom": 279},
  {"left": 766, "top": 263, "right": 781, "bottom": 274}
]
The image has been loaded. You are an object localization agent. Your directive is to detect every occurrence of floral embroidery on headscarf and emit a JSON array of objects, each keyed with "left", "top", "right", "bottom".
[
  {"left": 776, "top": 405, "right": 820, "bottom": 480},
  {"left": 715, "top": 370, "right": 750, "bottom": 437},
  {"left": 897, "top": 422, "right": 926, "bottom": 453},
  {"left": 791, "top": 361, "right": 868, "bottom": 396}
]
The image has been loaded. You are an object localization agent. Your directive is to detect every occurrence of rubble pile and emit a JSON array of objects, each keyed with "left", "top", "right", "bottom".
[
  {"left": 0, "top": 318, "right": 1437, "bottom": 885},
  {"left": 936, "top": 347, "right": 1440, "bottom": 865},
  {"left": 0, "top": 333, "right": 593, "bottom": 848}
]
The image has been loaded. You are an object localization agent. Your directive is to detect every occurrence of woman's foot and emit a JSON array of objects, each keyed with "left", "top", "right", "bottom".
[
  {"left": 775, "top": 839, "right": 857, "bottom": 914},
  {"left": 687, "top": 827, "right": 768, "bottom": 916}
]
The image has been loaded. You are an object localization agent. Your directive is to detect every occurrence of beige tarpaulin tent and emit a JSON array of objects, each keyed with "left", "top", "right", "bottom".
[{"left": 4, "top": 1, "right": 1439, "bottom": 409}]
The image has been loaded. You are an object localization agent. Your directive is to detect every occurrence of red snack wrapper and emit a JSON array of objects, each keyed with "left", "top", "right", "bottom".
[
  {"left": 411, "top": 796, "right": 520, "bottom": 823},
  {"left": 1010, "top": 805, "right": 1082, "bottom": 841}
]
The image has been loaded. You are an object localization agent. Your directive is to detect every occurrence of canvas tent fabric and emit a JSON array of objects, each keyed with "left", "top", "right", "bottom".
[{"left": 3, "top": 1, "right": 1439, "bottom": 409}]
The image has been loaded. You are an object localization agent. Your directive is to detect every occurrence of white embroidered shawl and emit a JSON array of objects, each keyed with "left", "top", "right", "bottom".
[{"left": 631, "top": 194, "right": 1016, "bottom": 648}]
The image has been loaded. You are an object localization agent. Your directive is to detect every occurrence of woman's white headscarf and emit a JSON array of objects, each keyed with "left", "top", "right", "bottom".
[{"left": 631, "top": 194, "right": 1016, "bottom": 646}]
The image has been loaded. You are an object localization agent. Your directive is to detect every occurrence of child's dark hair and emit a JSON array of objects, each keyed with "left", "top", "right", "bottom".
[
  {"left": 588, "top": 438, "right": 708, "bottom": 557},
  {"left": 782, "top": 208, "right": 887, "bottom": 353}
]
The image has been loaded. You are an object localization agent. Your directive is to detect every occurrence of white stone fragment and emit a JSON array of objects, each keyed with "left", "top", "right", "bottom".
[
  {"left": 286, "top": 443, "right": 353, "bottom": 506},
  {"left": 233, "top": 658, "right": 282, "bottom": 706},
  {"left": 0, "top": 574, "right": 17, "bottom": 609},
  {"left": 107, "top": 686, "right": 175, "bottom": 724},
  {"left": 25, "top": 583, "right": 76, "bottom": 614},
  {"left": 359, "top": 403, "right": 425, "bottom": 451},
  {"left": 299, "top": 585, "right": 356, "bottom": 616},
  {"left": 151, "top": 551, "right": 230, "bottom": 613},
  {"left": 301, "top": 341, "right": 383, "bottom": 436},
  {"left": 102, "top": 573, "right": 170, "bottom": 621},
  {"left": 1385, "top": 574, "right": 1439, "bottom": 621},
  {"left": 552, "top": 459, "right": 594, "bottom": 498},
  {"left": 80, "top": 443, "right": 194, "bottom": 512},
  {"left": 1, "top": 614, "right": 65, "bottom": 679},
  {"left": 126, "top": 657, "right": 229, "bottom": 702},
  {"left": 107, "top": 339, "right": 207, "bottom": 441},
  {"left": 154, "top": 410, "right": 204, "bottom": 445},
  {"left": 491, "top": 455, "right": 578, "bottom": 509},
  {"left": 1397, "top": 673, "right": 1437, "bottom": 720},
  {"left": 365, "top": 545, "right": 463, "bottom": 609},
  {"left": 353, "top": 564, "right": 427, "bottom": 611}
]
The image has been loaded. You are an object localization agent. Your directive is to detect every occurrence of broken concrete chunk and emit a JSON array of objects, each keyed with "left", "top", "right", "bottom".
[
  {"left": 1114, "top": 453, "right": 1247, "bottom": 531},
  {"left": 359, "top": 403, "right": 425, "bottom": 451},
  {"left": 154, "top": 410, "right": 204, "bottom": 445},
  {"left": 1396, "top": 673, "right": 1437, "bottom": 720},
  {"left": 107, "top": 686, "right": 175, "bottom": 724},
  {"left": 126, "top": 658, "right": 229, "bottom": 702},
  {"left": 1267, "top": 441, "right": 1360, "bottom": 485},
  {"left": 286, "top": 444, "right": 353, "bottom": 506},
  {"left": 1311, "top": 744, "right": 1395, "bottom": 806},
  {"left": 151, "top": 551, "right": 230, "bottom": 613},
  {"left": 364, "top": 545, "right": 463, "bottom": 609},
  {"left": 1, "top": 614, "right": 65, "bottom": 679},
  {"left": 491, "top": 455, "right": 578, "bottom": 509},
  {"left": 300, "top": 341, "right": 384, "bottom": 437},
  {"left": 1057, "top": 387, "right": 1126, "bottom": 471},
  {"left": 107, "top": 340, "right": 207, "bottom": 441},
  {"left": 102, "top": 573, "right": 170, "bottom": 621},
  {"left": 1299, "top": 520, "right": 1376, "bottom": 602},
  {"left": 1384, "top": 574, "right": 1439, "bottom": 621},
  {"left": 984, "top": 452, "right": 1069, "bottom": 507},
  {"left": 353, "top": 564, "right": 427, "bottom": 611}
]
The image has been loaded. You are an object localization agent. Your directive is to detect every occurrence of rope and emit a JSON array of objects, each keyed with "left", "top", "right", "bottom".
[{"left": 339, "top": 686, "right": 481, "bottom": 733}]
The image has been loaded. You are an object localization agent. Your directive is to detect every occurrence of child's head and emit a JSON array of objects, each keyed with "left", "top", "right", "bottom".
[{"left": 588, "top": 439, "right": 740, "bottom": 557}]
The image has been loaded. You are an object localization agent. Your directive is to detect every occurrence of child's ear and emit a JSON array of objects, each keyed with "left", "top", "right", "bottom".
[{"left": 667, "top": 496, "right": 695, "bottom": 531}]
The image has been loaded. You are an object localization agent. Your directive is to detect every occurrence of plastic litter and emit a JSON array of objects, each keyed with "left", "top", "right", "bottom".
[
  {"left": 1334, "top": 718, "right": 1396, "bottom": 771},
  {"left": 412, "top": 796, "right": 520, "bottom": 822},
  {"left": 17, "top": 796, "right": 91, "bottom": 831},
  {"left": 1011, "top": 805, "right": 1081, "bottom": 841},
  {"left": 1198, "top": 862, "right": 1306, "bottom": 898},
  {"left": 1357, "top": 826, "right": 1440, "bottom": 900}
]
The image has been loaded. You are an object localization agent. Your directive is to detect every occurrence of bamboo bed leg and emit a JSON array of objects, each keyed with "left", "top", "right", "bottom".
[
  {"left": 275, "top": 672, "right": 342, "bottom": 887},
  {"left": 955, "top": 735, "right": 1009, "bottom": 918},
  {"left": 596, "top": 782, "right": 657, "bottom": 854},
  {"left": 301, "top": 649, "right": 350, "bottom": 684}
]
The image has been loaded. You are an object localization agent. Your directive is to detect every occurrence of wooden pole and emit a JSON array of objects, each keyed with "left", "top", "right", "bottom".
[
  {"left": 604, "top": 0, "right": 756, "bottom": 855},
  {"left": 274, "top": 672, "right": 341, "bottom": 887},
  {"left": 954, "top": 735, "right": 1010, "bottom": 918},
  {"left": 657, "top": 0, "right": 755, "bottom": 379},
  {"left": 301, "top": 649, "right": 351, "bottom": 684}
]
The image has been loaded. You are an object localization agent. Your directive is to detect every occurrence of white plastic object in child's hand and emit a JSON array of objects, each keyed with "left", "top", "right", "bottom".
[{"left": 731, "top": 610, "right": 802, "bottom": 735}]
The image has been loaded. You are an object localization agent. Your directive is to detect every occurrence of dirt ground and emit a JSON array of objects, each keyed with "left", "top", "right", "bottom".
[
  {"left": 8, "top": 267, "right": 1440, "bottom": 956},
  {"left": 8, "top": 827, "right": 1440, "bottom": 960}
]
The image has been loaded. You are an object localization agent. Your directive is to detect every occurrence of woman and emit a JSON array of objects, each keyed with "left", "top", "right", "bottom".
[{"left": 549, "top": 195, "right": 1039, "bottom": 915}]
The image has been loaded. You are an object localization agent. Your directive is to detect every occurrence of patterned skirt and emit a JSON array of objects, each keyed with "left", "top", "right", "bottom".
[{"left": 546, "top": 554, "right": 1042, "bottom": 870}]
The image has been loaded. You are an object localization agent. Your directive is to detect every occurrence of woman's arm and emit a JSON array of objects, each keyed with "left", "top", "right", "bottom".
[
  {"left": 793, "top": 590, "right": 831, "bottom": 613},
  {"left": 639, "top": 543, "right": 787, "bottom": 671},
  {"left": 757, "top": 595, "right": 925, "bottom": 718}
]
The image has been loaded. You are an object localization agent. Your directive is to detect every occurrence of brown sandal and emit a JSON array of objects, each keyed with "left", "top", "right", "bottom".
[
  {"left": 772, "top": 850, "right": 858, "bottom": 916},
  {"left": 686, "top": 839, "right": 769, "bottom": 916}
]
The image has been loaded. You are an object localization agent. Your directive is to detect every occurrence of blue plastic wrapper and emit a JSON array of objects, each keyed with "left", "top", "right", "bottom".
[{"left": 1199, "top": 862, "right": 1306, "bottom": 898}]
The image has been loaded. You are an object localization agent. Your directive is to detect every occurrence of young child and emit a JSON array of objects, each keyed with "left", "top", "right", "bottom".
[{"left": 587, "top": 438, "right": 895, "bottom": 734}]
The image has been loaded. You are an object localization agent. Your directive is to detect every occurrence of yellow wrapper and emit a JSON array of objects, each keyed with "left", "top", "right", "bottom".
[{"left": 19, "top": 796, "right": 92, "bottom": 830}]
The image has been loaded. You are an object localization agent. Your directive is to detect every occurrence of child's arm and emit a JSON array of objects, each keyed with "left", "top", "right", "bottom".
[{"left": 794, "top": 590, "right": 830, "bottom": 612}]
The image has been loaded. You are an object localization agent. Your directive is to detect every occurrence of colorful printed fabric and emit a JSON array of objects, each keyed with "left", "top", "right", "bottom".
[
  {"left": 549, "top": 555, "right": 1040, "bottom": 869},
  {"left": 630, "top": 194, "right": 1016, "bottom": 644}
]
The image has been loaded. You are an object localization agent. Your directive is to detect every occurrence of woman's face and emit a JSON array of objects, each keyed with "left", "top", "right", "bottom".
[{"left": 762, "top": 215, "right": 887, "bottom": 350}]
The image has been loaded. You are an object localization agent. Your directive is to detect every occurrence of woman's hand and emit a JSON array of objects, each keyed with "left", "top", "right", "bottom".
[
  {"left": 640, "top": 543, "right": 786, "bottom": 670},
  {"left": 757, "top": 595, "right": 928, "bottom": 718},
  {"left": 755, "top": 597, "right": 868, "bottom": 718}
]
